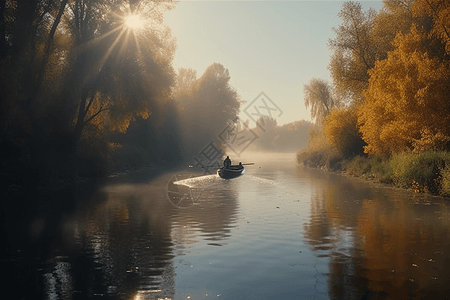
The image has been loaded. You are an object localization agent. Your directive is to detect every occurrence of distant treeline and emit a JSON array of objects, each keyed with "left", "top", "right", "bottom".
[
  {"left": 247, "top": 116, "right": 310, "bottom": 153},
  {"left": 0, "top": 1, "right": 243, "bottom": 188}
]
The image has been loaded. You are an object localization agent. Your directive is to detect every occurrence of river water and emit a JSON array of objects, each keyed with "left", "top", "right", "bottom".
[{"left": 3, "top": 153, "right": 450, "bottom": 299}]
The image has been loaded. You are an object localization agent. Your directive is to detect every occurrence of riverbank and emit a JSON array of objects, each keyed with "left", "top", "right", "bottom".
[{"left": 297, "top": 149, "right": 450, "bottom": 198}]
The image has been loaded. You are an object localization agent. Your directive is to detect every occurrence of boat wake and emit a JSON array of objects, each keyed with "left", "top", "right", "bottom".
[{"left": 173, "top": 174, "right": 219, "bottom": 189}]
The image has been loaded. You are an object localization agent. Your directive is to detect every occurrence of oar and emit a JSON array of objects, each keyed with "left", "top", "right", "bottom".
[{"left": 189, "top": 162, "right": 254, "bottom": 168}]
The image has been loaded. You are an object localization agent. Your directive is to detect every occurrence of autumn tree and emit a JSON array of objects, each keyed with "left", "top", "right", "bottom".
[
  {"left": 414, "top": 0, "right": 450, "bottom": 54},
  {"left": 66, "top": 0, "right": 176, "bottom": 150},
  {"left": 0, "top": 0, "right": 179, "bottom": 184},
  {"left": 359, "top": 26, "right": 450, "bottom": 158},
  {"left": 328, "top": 0, "right": 416, "bottom": 105},
  {"left": 303, "top": 78, "right": 339, "bottom": 124},
  {"left": 372, "top": 0, "right": 415, "bottom": 58},
  {"left": 328, "top": 1, "right": 378, "bottom": 104},
  {"left": 324, "top": 106, "right": 365, "bottom": 157}
]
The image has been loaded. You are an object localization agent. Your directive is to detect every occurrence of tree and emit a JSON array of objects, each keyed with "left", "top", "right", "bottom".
[
  {"left": 173, "top": 68, "right": 198, "bottom": 99},
  {"left": 328, "top": 1, "right": 378, "bottom": 104},
  {"left": 372, "top": 0, "right": 415, "bottom": 58},
  {"left": 174, "top": 63, "right": 243, "bottom": 158},
  {"left": 253, "top": 116, "right": 278, "bottom": 150},
  {"left": 272, "top": 120, "right": 310, "bottom": 152},
  {"left": 414, "top": 0, "right": 450, "bottom": 54},
  {"left": 358, "top": 26, "right": 450, "bottom": 157},
  {"left": 65, "top": 0, "right": 176, "bottom": 150},
  {"left": 303, "top": 78, "right": 339, "bottom": 124},
  {"left": 324, "top": 105, "right": 365, "bottom": 157},
  {"left": 0, "top": 0, "right": 178, "bottom": 184}
]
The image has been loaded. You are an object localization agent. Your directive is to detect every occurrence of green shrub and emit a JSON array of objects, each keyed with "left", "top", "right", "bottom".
[
  {"left": 370, "top": 157, "right": 394, "bottom": 183},
  {"left": 389, "top": 151, "right": 450, "bottom": 194},
  {"left": 342, "top": 156, "right": 393, "bottom": 183},
  {"left": 297, "top": 146, "right": 343, "bottom": 171},
  {"left": 344, "top": 156, "right": 371, "bottom": 177}
]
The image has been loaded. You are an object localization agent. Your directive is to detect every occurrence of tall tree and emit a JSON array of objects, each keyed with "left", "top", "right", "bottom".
[
  {"left": 65, "top": 0, "right": 176, "bottom": 150},
  {"left": 328, "top": 1, "right": 378, "bottom": 104},
  {"left": 174, "top": 63, "right": 243, "bottom": 158},
  {"left": 0, "top": 0, "right": 178, "bottom": 184},
  {"left": 372, "top": 0, "right": 415, "bottom": 58},
  {"left": 358, "top": 26, "right": 450, "bottom": 157},
  {"left": 173, "top": 67, "right": 198, "bottom": 99}
]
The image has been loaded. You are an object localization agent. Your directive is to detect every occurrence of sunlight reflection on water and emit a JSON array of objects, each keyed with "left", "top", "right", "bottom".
[{"left": 7, "top": 153, "right": 450, "bottom": 299}]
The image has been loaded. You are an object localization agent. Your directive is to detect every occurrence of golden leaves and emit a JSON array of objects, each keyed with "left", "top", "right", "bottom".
[
  {"left": 324, "top": 105, "right": 365, "bottom": 157},
  {"left": 359, "top": 26, "right": 450, "bottom": 157}
]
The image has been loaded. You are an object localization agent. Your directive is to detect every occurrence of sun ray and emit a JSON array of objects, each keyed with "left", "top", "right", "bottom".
[
  {"left": 117, "top": 29, "right": 131, "bottom": 62},
  {"left": 133, "top": 26, "right": 144, "bottom": 57},
  {"left": 82, "top": 28, "right": 127, "bottom": 87},
  {"left": 76, "top": 25, "right": 123, "bottom": 53},
  {"left": 98, "top": 28, "right": 127, "bottom": 70}
]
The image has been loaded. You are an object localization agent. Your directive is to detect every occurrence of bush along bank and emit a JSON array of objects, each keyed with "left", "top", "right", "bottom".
[{"left": 297, "top": 150, "right": 450, "bottom": 197}]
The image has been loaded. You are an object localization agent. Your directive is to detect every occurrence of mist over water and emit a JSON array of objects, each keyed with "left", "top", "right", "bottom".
[{"left": 3, "top": 152, "right": 450, "bottom": 299}]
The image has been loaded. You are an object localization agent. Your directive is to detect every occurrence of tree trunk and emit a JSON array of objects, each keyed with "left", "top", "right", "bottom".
[
  {"left": 34, "top": 0, "right": 69, "bottom": 98},
  {"left": 0, "top": 0, "right": 6, "bottom": 59},
  {"left": 72, "top": 91, "right": 88, "bottom": 151}
]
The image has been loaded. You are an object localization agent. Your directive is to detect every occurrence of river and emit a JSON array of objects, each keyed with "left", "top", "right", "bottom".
[{"left": 3, "top": 153, "right": 450, "bottom": 299}]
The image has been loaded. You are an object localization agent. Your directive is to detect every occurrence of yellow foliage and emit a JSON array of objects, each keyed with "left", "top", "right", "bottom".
[
  {"left": 411, "top": 128, "right": 450, "bottom": 153},
  {"left": 359, "top": 26, "right": 450, "bottom": 157},
  {"left": 324, "top": 106, "right": 365, "bottom": 157},
  {"left": 413, "top": 0, "right": 450, "bottom": 54}
]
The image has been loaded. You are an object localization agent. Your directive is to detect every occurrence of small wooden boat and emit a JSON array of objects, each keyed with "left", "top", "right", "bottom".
[{"left": 217, "top": 164, "right": 245, "bottom": 179}]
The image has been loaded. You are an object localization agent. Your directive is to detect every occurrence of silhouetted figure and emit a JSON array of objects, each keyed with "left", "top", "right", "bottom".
[{"left": 224, "top": 156, "right": 231, "bottom": 169}]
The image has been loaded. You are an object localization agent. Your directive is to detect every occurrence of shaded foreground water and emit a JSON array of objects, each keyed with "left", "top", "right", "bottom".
[{"left": 2, "top": 153, "right": 450, "bottom": 299}]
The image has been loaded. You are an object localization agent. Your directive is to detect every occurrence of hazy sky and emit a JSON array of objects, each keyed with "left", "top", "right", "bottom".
[{"left": 164, "top": 1, "right": 383, "bottom": 125}]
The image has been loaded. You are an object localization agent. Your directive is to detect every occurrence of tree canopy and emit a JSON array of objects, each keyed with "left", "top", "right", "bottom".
[
  {"left": 174, "top": 63, "right": 243, "bottom": 158},
  {"left": 303, "top": 0, "right": 450, "bottom": 160},
  {"left": 359, "top": 25, "right": 450, "bottom": 157},
  {"left": 303, "top": 78, "right": 339, "bottom": 124},
  {"left": 0, "top": 0, "right": 183, "bottom": 184}
]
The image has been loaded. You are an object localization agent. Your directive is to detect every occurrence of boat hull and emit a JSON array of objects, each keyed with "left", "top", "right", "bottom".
[{"left": 217, "top": 165, "right": 245, "bottom": 179}]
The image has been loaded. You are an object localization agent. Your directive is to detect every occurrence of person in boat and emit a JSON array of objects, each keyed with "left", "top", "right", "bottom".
[
  {"left": 223, "top": 156, "right": 231, "bottom": 169},
  {"left": 239, "top": 162, "right": 243, "bottom": 168}
]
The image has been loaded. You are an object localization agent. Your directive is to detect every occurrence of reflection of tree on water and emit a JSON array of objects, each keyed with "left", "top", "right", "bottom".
[
  {"left": 2, "top": 176, "right": 178, "bottom": 300},
  {"left": 66, "top": 178, "right": 177, "bottom": 299},
  {"left": 302, "top": 169, "right": 450, "bottom": 299},
  {"left": 2, "top": 171, "right": 240, "bottom": 299}
]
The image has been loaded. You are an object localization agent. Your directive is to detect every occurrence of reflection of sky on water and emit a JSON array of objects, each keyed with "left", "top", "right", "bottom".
[{"left": 5, "top": 153, "right": 450, "bottom": 299}]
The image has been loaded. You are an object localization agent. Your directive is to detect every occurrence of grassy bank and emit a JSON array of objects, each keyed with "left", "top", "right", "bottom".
[{"left": 297, "top": 149, "right": 450, "bottom": 197}]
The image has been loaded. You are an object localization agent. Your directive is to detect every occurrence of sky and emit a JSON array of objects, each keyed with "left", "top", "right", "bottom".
[{"left": 164, "top": 1, "right": 383, "bottom": 126}]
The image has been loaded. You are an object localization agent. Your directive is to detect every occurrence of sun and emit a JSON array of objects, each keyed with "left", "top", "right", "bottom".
[{"left": 124, "top": 14, "right": 145, "bottom": 30}]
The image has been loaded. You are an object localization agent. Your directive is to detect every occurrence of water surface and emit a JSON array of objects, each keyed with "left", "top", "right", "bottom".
[{"left": 3, "top": 153, "right": 450, "bottom": 299}]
